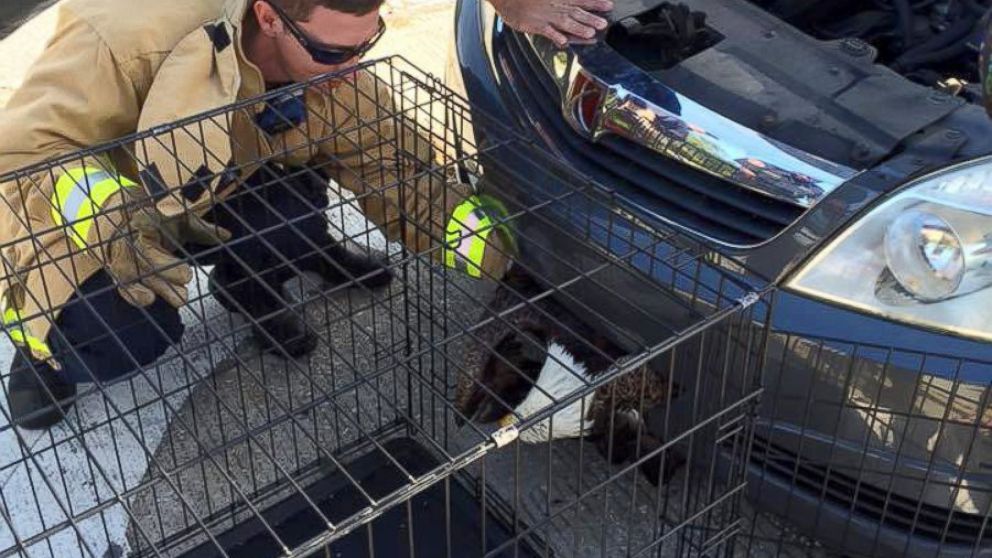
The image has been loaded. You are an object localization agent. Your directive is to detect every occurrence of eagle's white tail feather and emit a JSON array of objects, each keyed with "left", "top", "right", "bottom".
[{"left": 515, "top": 342, "right": 598, "bottom": 443}]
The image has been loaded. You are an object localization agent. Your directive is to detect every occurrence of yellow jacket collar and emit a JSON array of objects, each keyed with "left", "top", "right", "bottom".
[
  {"left": 221, "top": 0, "right": 266, "bottom": 98},
  {"left": 223, "top": 0, "right": 254, "bottom": 28}
]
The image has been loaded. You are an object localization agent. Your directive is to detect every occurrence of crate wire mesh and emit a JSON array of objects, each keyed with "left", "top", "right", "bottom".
[{"left": 0, "top": 56, "right": 772, "bottom": 557}]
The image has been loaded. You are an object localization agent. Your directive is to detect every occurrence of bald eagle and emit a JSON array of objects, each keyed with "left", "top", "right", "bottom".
[{"left": 455, "top": 267, "right": 682, "bottom": 485}]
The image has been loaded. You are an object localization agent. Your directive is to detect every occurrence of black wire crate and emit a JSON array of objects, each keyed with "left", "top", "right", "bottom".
[
  {"left": 0, "top": 57, "right": 772, "bottom": 558},
  {"left": 736, "top": 331, "right": 992, "bottom": 558}
]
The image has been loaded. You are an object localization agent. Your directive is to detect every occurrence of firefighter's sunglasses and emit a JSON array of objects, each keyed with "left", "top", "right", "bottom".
[{"left": 264, "top": 0, "right": 386, "bottom": 65}]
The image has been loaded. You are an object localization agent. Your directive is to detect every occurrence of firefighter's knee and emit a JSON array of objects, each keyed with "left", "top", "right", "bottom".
[{"left": 48, "top": 272, "right": 184, "bottom": 384}]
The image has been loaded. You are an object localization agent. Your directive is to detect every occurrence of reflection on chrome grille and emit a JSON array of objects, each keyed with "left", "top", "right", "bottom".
[{"left": 498, "top": 30, "right": 805, "bottom": 246}]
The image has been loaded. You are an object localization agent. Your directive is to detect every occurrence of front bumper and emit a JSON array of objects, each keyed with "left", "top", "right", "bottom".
[{"left": 751, "top": 315, "right": 992, "bottom": 557}]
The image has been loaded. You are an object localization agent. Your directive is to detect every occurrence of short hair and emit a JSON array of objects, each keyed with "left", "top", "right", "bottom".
[{"left": 269, "top": 0, "right": 383, "bottom": 19}]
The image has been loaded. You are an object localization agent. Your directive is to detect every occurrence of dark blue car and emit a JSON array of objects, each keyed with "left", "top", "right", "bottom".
[{"left": 449, "top": 0, "right": 992, "bottom": 555}]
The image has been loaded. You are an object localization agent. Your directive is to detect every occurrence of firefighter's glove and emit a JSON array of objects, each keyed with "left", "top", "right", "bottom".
[
  {"left": 81, "top": 189, "right": 231, "bottom": 309},
  {"left": 443, "top": 194, "right": 516, "bottom": 280}
]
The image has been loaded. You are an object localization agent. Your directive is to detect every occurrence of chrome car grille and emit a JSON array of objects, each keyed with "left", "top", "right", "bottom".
[{"left": 499, "top": 31, "right": 805, "bottom": 246}]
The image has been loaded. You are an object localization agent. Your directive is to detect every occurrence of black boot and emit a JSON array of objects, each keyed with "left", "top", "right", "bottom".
[
  {"left": 6, "top": 352, "right": 77, "bottom": 430},
  {"left": 310, "top": 244, "right": 393, "bottom": 290},
  {"left": 208, "top": 264, "right": 318, "bottom": 358}
]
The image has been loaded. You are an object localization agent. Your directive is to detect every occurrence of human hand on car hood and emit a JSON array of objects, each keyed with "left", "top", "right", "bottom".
[{"left": 489, "top": 0, "right": 614, "bottom": 47}]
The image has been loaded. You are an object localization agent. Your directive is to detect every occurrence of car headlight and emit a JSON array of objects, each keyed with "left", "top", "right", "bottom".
[{"left": 788, "top": 156, "right": 992, "bottom": 341}]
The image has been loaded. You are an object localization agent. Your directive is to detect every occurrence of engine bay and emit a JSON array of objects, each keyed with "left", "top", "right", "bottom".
[
  {"left": 752, "top": 0, "right": 991, "bottom": 100},
  {"left": 603, "top": 0, "right": 992, "bottom": 169},
  {"left": 609, "top": 0, "right": 991, "bottom": 100}
]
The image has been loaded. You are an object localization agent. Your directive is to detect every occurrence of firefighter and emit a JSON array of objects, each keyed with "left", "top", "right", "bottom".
[{"left": 0, "top": 0, "right": 614, "bottom": 430}]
